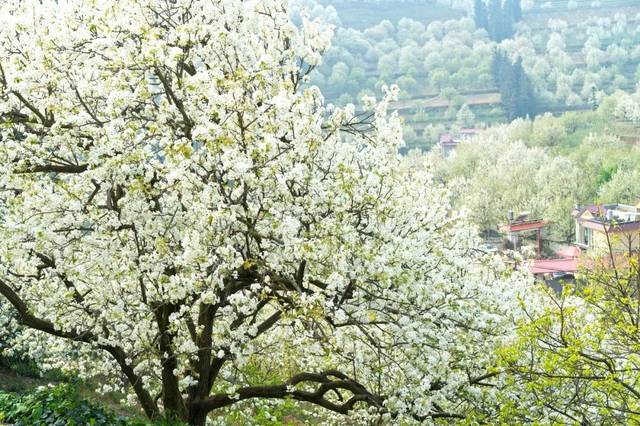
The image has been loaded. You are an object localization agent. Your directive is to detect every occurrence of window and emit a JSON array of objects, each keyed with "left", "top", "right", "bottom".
[{"left": 583, "top": 227, "right": 592, "bottom": 248}]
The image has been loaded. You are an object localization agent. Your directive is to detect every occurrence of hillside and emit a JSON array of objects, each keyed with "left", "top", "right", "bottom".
[{"left": 309, "top": 0, "right": 640, "bottom": 149}]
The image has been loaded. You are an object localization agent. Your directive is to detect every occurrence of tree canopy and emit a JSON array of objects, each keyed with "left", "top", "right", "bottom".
[{"left": 0, "top": 0, "right": 530, "bottom": 424}]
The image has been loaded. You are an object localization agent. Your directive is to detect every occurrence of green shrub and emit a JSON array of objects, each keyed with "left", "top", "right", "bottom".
[
  {"left": 0, "top": 384, "right": 189, "bottom": 425},
  {"left": 0, "top": 384, "right": 133, "bottom": 426}
]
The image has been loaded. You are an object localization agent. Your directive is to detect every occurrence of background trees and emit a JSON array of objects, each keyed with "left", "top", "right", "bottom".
[
  {"left": 427, "top": 98, "right": 640, "bottom": 242},
  {"left": 435, "top": 130, "right": 583, "bottom": 240},
  {"left": 598, "top": 169, "right": 640, "bottom": 204},
  {"left": 304, "top": 0, "right": 640, "bottom": 136},
  {"left": 492, "top": 50, "right": 536, "bottom": 120}
]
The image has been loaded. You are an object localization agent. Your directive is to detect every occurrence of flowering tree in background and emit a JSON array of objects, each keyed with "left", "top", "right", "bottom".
[
  {"left": 437, "top": 129, "right": 584, "bottom": 240},
  {"left": 0, "top": 0, "right": 529, "bottom": 424},
  {"left": 598, "top": 167, "right": 640, "bottom": 205}
]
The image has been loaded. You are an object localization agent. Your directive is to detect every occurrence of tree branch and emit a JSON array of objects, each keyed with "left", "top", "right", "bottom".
[
  {"left": 10, "top": 91, "right": 52, "bottom": 126},
  {"left": 16, "top": 163, "right": 88, "bottom": 174},
  {"left": 0, "top": 278, "right": 159, "bottom": 418},
  {"left": 196, "top": 370, "right": 382, "bottom": 415}
]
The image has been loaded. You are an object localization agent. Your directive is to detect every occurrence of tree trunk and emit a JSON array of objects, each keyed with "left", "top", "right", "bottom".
[{"left": 187, "top": 407, "right": 208, "bottom": 426}]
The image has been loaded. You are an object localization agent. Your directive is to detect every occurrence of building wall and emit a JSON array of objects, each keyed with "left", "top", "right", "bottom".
[
  {"left": 576, "top": 220, "right": 640, "bottom": 255},
  {"left": 589, "top": 229, "right": 640, "bottom": 255}
]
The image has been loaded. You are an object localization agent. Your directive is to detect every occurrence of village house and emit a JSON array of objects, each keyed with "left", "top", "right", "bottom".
[
  {"left": 439, "top": 128, "right": 480, "bottom": 156},
  {"left": 573, "top": 202, "right": 640, "bottom": 255},
  {"left": 500, "top": 211, "right": 547, "bottom": 258},
  {"left": 525, "top": 202, "right": 640, "bottom": 283}
]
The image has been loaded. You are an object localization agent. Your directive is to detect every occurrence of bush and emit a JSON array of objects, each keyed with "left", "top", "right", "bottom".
[{"left": 0, "top": 384, "right": 136, "bottom": 426}]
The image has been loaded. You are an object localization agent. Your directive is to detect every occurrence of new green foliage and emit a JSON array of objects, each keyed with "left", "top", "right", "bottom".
[
  {"left": 499, "top": 256, "right": 640, "bottom": 424},
  {"left": 0, "top": 385, "right": 133, "bottom": 426}
]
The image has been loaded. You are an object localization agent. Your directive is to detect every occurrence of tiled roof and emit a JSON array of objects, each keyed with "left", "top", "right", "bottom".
[
  {"left": 555, "top": 246, "right": 582, "bottom": 258},
  {"left": 528, "top": 258, "right": 580, "bottom": 274}
]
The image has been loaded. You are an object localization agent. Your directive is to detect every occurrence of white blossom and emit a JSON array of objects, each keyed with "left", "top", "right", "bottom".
[{"left": 0, "top": 0, "right": 531, "bottom": 423}]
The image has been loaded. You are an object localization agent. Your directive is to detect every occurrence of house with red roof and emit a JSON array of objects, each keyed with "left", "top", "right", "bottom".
[
  {"left": 524, "top": 201, "right": 640, "bottom": 282},
  {"left": 573, "top": 202, "right": 640, "bottom": 255},
  {"left": 500, "top": 211, "right": 547, "bottom": 258}
]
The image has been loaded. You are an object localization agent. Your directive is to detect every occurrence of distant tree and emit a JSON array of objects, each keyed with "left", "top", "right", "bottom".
[
  {"left": 451, "top": 94, "right": 467, "bottom": 111},
  {"left": 337, "top": 28, "right": 372, "bottom": 56},
  {"left": 444, "top": 105, "right": 458, "bottom": 121},
  {"left": 612, "top": 75, "right": 628, "bottom": 91},
  {"left": 377, "top": 53, "right": 397, "bottom": 81},
  {"left": 457, "top": 104, "right": 476, "bottom": 127},
  {"left": 398, "top": 46, "right": 423, "bottom": 75},
  {"left": 308, "top": 69, "right": 326, "bottom": 87},
  {"left": 492, "top": 50, "right": 536, "bottom": 120},
  {"left": 530, "top": 58, "right": 551, "bottom": 84},
  {"left": 364, "top": 46, "right": 382, "bottom": 63},
  {"left": 423, "top": 50, "right": 444, "bottom": 72},
  {"left": 546, "top": 33, "right": 566, "bottom": 54},
  {"left": 337, "top": 92, "right": 354, "bottom": 106},
  {"left": 426, "top": 20, "right": 445, "bottom": 39},
  {"left": 441, "top": 87, "right": 460, "bottom": 102},
  {"left": 588, "top": 86, "right": 600, "bottom": 109},
  {"left": 376, "top": 38, "right": 400, "bottom": 55},
  {"left": 507, "top": 0, "right": 522, "bottom": 21},
  {"left": 349, "top": 67, "right": 367, "bottom": 91},
  {"left": 613, "top": 92, "right": 640, "bottom": 125},
  {"left": 454, "top": 67, "right": 481, "bottom": 87},
  {"left": 430, "top": 68, "right": 450, "bottom": 91},
  {"left": 397, "top": 18, "right": 426, "bottom": 44},
  {"left": 402, "top": 125, "right": 419, "bottom": 148},
  {"left": 363, "top": 19, "right": 395, "bottom": 42},
  {"left": 488, "top": 0, "right": 504, "bottom": 41},
  {"left": 328, "top": 61, "right": 350, "bottom": 92},
  {"left": 423, "top": 124, "right": 447, "bottom": 148},
  {"left": 397, "top": 76, "right": 419, "bottom": 99},
  {"left": 598, "top": 168, "right": 640, "bottom": 204},
  {"left": 486, "top": 0, "right": 515, "bottom": 41},
  {"left": 531, "top": 113, "right": 567, "bottom": 147},
  {"left": 490, "top": 48, "right": 503, "bottom": 86},
  {"left": 607, "top": 45, "right": 629, "bottom": 66},
  {"left": 356, "top": 89, "right": 376, "bottom": 103},
  {"left": 474, "top": 0, "right": 489, "bottom": 31},
  {"left": 512, "top": 58, "right": 534, "bottom": 118},
  {"left": 566, "top": 93, "right": 583, "bottom": 106}
]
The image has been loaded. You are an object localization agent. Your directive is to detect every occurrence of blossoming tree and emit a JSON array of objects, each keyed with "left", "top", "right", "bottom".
[{"left": 0, "top": 0, "right": 528, "bottom": 424}]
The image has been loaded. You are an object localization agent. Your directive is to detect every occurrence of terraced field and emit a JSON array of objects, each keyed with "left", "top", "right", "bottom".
[{"left": 316, "top": 0, "right": 640, "bottom": 148}]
